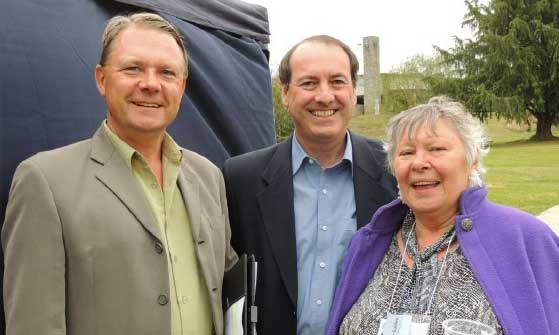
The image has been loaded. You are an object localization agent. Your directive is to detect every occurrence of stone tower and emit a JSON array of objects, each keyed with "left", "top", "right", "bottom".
[{"left": 363, "top": 36, "right": 381, "bottom": 115}]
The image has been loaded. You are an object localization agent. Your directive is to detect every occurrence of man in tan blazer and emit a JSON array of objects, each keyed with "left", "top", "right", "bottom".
[{"left": 2, "top": 13, "right": 237, "bottom": 335}]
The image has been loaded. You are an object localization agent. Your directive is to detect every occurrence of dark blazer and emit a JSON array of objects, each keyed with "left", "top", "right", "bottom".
[{"left": 222, "top": 132, "right": 398, "bottom": 335}]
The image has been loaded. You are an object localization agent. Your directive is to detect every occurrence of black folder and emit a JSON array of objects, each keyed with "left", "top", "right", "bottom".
[{"left": 222, "top": 254, "right": 258, "bottom": 335}]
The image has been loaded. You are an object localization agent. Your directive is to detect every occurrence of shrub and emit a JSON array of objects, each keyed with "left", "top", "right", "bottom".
[{"left": 272, "top": 77, "right": 293, "bottom": 142}]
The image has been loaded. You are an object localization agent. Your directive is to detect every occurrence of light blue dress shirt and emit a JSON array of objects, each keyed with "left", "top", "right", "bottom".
[{"left": 292, "top": 134, "right": 356, "bottom": 335}]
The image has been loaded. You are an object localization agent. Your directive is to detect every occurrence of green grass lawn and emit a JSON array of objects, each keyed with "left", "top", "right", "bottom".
[{"left": 349, "top": 113, "right": 559, "bottom": 215}]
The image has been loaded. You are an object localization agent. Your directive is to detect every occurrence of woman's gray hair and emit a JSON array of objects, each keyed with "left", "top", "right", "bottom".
[{"left": 383, "top": 96, "right": 490, "bottom": 187}]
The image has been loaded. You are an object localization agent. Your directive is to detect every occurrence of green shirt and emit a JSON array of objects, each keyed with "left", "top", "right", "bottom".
[{"left": 104, "top": 122, "right": 212, "bottom": 335}]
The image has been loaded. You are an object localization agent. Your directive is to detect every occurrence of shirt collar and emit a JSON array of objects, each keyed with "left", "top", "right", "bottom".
[
  {"left": 161, "top": 134, "right": 183, "bottom": 163},
  {"left": 291, "top": 131, "right": 353, "bottom": 175},
  {"left": 103, "top": 120, "right": 182, "bottom": 169}
]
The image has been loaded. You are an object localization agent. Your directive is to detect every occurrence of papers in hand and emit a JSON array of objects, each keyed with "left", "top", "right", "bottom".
[
  {"left": 222, "top": 254, "right": 258, "bottom": 335},
  {"left": 225, "top": 296, "right": 246, "bottom": 335}
]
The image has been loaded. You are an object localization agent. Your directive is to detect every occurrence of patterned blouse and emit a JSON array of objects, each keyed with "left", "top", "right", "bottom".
[{"left": 339, "top": 212, "right": 504, "bottom": 335}]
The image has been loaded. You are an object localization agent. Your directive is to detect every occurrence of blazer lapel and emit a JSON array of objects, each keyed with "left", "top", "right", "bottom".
[
  {"left": 351, "top": 132, "right": 394, "bottom": 228},
  {"left": 177, "top": 163, "right": 201, "bottom": 243},
  {"left": 256, "top": 138, "right": 298, "bottom": 307},
  {"left": 91, "top": 127, "right": 162, "bottom": 241}
]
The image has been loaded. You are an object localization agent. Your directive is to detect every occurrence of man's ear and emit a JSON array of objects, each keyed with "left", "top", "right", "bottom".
[
  {"left": 181, "top": 77, "right": 187, "bottom": 93},
  {"left": 281, "top": 84, "right": 289, "bottom": 107},
  {"left": 94, "top": 64, "right": 106, "bottom": 96}
]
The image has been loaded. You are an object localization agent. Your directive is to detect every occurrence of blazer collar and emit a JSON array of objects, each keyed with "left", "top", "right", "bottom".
[
  {"left": 261, "top": 136, "right": 293, "bottom": 185},
  {"left": 350, "top": 131, "right": 382, "bottom": 181},
  {"left": 91, "top": 126, "right": 162, "bottom": 241},
  {"left": 291, "top": 132, "right": 354, "bottom": 175},
  {"left": 264, "top": 131, "right": 375, "bottom": 180},
  {"left": 349, "top": 131, "right": 395, "bottom": 228}
]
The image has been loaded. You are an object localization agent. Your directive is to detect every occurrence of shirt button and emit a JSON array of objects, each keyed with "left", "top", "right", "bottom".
[
  {"left": 316, "top": 299, "right": 323, "bottom": 305},
  {"left": 322, "top": 189, "right": 327, "bottom": 195},
  {"left": 321, "top": 225, "right": 328, "bottom": 231},
  {"left": 308, "top": 159, "right": 314, "bottom": 164},
  {"left": 154, "top": 242, "right": 163, "bottom": 254},
  {"left": 151, "top": 182, "right": 158, "bottom": 189},
  {"left": 319, "top": 262, "right": 326, "bottom": 268},
  {"left": 158, "top": 294, "right": 168, "bottom": 305}
]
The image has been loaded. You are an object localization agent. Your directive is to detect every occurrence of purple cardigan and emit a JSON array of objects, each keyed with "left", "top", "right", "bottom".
[{"left": 326, "top": 187, "right": 559, "bottom": 335}]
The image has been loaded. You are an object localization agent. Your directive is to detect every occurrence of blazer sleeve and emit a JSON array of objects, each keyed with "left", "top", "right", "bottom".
[
  {"left": 221, "top": 159, "right": 244, "bottom": 256},
  {"left": 217, "top": 167, "right": 238, "bottom": 272},
  {"left": 2, "top": 159, "right": 67, "bottom": 335}
]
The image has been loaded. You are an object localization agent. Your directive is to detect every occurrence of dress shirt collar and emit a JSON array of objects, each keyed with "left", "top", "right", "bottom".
[
  {"left": 103, "top": 120, "right": 183, "bottom": 170},
  {"left": 291, "top": 131, "right": 353, "bottom": 175}
]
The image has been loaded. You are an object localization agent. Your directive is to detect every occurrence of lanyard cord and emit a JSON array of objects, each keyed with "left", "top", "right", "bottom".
[
  {"left": 387, "top": 220, "right": 416, "bottom": 314},
  {"left": 387, "top": 222, "right": 456, "bottom": 317},
  {"left": 424, "top": 231, "right": 455, "bottom": 316}
]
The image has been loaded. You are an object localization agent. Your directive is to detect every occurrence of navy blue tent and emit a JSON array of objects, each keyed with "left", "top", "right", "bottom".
[{"left": 0, "top": 0, "right": 274, "bottom": 331}]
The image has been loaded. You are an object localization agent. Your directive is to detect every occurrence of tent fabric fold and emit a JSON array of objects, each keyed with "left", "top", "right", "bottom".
[{"left": 114, "top": 0, "right": 271, "bottom": 43}]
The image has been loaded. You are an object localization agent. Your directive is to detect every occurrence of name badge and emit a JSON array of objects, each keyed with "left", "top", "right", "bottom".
[{"left": 378, "top": 314, "right": 430, "bottom": 335}]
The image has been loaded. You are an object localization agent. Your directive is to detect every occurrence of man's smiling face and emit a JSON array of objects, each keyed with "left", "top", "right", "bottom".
[
  {"left": 95, "top": 25, "right": 186, "bottom": 142},
  {"left": 282, "top": 41, "right": 356, "bottom": 147}
]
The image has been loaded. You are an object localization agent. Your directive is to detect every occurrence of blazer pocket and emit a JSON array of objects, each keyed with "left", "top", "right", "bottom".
[{"left": 200, "top": 213, "right": 226, "bottom": 270}]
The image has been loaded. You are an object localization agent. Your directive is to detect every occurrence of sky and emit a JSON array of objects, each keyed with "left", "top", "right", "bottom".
[{"left": 243, "top": 0, "right": 474, "bottom": 73}]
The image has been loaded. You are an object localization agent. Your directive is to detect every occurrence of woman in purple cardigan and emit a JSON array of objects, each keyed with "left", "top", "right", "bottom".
[{"left": 326, "top": 97, "right": 559, "bottom": 335}]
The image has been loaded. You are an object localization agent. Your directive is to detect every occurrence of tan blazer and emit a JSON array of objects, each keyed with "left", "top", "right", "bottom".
[{"left": 2, "top": 126, "right": 238, "bottom": 335}]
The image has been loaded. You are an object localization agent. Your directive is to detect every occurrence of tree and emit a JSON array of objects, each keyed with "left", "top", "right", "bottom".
[
  {"left": 272, "top": 77, "right": 293, "bottom": 142},
  {"left": 383, "top": 54, "right": 449, "bottom": 112},
  {"left": 433, "top": 0, "right": 559, "bottom": 140},
  {"left": 391, "top": 54, "right": 454, "bottom": 78}
]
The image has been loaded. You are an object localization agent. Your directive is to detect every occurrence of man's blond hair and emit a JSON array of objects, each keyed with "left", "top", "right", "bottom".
[{"left": 99, "top": 12, "right": 188, "bottom": 77}]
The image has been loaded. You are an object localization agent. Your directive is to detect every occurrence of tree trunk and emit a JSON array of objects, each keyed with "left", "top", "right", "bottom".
[{"left": 532, "top": 112, "right": 556, "bottom": 140}]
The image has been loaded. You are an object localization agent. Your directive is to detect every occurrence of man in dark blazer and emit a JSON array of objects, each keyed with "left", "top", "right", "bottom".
[
  {"left": 2, "top": 13, "right": 237, "bottom": 335},
  {"left": 223, "top": 35, "right": 398, "bottom": 335}
]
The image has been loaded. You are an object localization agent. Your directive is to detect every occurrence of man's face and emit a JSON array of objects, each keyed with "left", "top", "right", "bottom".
[
  {"left": 282, "top": 42, "right": 356, "bottom": 147},
  {"left": 95, "top": 26, "right": 186, "bottom": 142}
]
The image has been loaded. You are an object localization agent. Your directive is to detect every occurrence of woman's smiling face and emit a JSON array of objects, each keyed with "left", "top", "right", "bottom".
[{"left": 394, "top": 118, "right": 475, "bottom": 218}]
